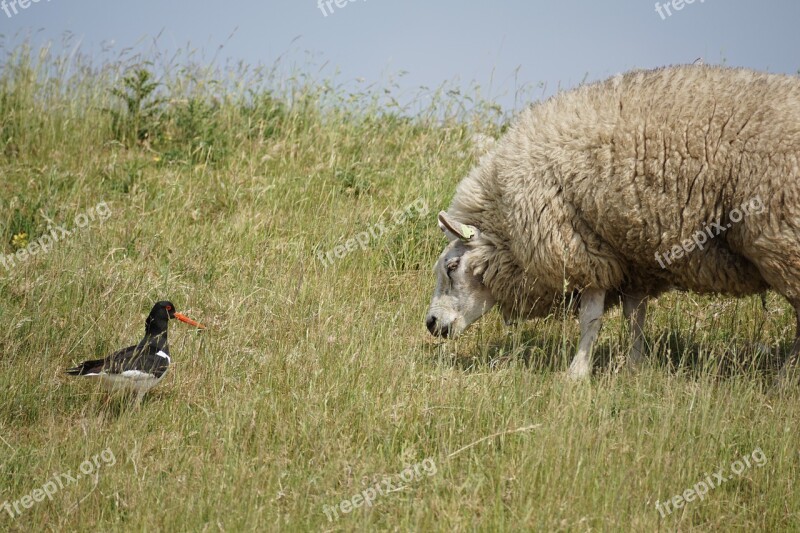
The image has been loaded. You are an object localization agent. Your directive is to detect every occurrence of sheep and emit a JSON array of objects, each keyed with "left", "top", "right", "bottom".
[{"left": 425, "top": 65, "right": 800, "bottom": 380}]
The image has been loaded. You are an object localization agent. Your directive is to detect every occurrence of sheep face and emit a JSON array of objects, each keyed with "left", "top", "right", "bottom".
[{"left": 425, "top": 212, "right": 496, "bottom": 338}]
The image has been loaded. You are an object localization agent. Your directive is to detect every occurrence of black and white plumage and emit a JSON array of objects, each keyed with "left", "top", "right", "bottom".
[{"left": 66, "top": 301, "right": 204, "bottom": 402}]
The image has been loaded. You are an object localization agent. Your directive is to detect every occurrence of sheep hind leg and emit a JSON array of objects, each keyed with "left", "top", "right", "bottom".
[
  {"left": 567, "top": 288, "right": 606, "bottom": 380},
  {"left": 622, "top": 291, "right": 648, "bottom": 372},
  {"left": 777, "top": 303, "right": 800, "bottom": 384}
]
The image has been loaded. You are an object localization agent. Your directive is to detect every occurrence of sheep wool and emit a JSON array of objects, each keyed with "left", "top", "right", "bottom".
[{"left": 450, "top": 65, "right": 800, "bottom": 321}]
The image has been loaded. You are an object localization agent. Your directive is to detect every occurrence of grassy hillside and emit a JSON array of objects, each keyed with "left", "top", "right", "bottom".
[{"left": 1, "top": 45, "right": 798, "bottom": 532}]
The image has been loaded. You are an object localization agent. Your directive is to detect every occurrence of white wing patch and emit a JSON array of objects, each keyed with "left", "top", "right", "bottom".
[
  {"left": 120, "top": 370, "right": 157, "bottom": 380},
  {"left": 99, "top": 368, "right": 166, "bottom": 394},
  {"left": 156, "top": 350, "right": 171, "bottom": 362}
]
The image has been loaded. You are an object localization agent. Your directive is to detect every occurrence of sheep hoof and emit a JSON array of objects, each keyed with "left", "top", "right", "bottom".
[
  {"left": 775, "top": 356, "right": 800, "bottom": 390},
  {"left": 566, "top": 363, "right": 591, "bottom": 380},
  {"left": 623, "top": 357, "right": 645, "bottom": 373}
]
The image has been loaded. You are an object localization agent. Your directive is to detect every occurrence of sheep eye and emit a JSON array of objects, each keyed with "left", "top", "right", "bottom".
[{"left": 445, "top": 258, "right": 459, "bottom": 275}]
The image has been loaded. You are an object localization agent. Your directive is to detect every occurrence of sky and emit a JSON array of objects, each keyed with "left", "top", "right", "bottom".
[{"left": 1, "top": 0, "right": 799, "bottom": 111}]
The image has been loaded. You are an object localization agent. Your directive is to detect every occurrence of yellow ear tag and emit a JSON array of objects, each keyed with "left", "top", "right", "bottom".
[{"left": 460, "top": 224, "right": 475, "bottom": 239}]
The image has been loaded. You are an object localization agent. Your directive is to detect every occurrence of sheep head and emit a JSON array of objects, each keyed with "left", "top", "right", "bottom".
[{"left": 425, "top": 211, "right": 497, "bottom": 338}]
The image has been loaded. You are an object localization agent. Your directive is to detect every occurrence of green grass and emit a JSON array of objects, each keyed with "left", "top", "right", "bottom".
[{"left": 1, "top": 44, "right": 799, "bottom": 532}]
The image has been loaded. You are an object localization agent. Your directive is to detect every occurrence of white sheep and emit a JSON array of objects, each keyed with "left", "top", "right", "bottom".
[{"left": 425, "top": 65, "right": 800, "bottom": 380}]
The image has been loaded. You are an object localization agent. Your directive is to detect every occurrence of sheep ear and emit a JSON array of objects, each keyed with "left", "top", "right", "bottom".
[{"left": 438, "top": 211, "right": 479, "bottom": 242}]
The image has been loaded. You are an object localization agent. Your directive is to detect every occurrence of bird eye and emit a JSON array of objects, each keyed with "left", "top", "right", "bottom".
[{"left": 165, "top": 305, "right": 172, "bottom": 311}]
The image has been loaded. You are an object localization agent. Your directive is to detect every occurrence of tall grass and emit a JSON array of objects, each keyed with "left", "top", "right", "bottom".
[{"left": 0, "top": 42, "right": 798, "bottom": 532}]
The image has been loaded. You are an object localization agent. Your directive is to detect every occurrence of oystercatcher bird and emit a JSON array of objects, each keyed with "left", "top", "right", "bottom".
[{"left": 66, "top": 301, "right": 204, "bottom": 402}]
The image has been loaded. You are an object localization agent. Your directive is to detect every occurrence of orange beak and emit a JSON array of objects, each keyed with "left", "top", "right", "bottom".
[{"left": 174, "top": 312, "right": 205, "bottom": 329}]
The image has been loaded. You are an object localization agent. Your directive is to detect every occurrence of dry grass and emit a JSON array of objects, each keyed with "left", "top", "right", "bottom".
[{"left": 0, "top": 43, "right": 799, "bottom": 532}]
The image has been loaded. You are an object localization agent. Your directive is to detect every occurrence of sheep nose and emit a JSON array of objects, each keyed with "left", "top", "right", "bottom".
[
  {"left": 426, "top": 316, "right": 450, "bottom": 337},
  {"left": 426, "top": 316, "right": 438, "bottom": 335}
]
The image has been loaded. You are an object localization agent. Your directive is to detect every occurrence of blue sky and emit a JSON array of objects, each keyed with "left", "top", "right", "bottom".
[{"left": 2, "top": 0, "right": 799, "bottom": 110}]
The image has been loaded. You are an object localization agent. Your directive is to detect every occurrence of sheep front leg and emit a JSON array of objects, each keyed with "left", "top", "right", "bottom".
[
  {"left": 567, "top": 288, "right": 606, "bottom": 380},
  {"left": 623, "top": 292, "right": 648, "bottom": 370}
]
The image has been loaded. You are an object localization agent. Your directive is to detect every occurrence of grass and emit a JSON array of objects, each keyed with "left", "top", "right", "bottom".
[{"left": 0, "top": 43, "right": 799, "bottom": 532}]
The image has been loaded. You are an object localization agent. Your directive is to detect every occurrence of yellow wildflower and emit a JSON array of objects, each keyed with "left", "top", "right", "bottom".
[{"left": 11, "top": 232, "right": 28, "bottom": 250}]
